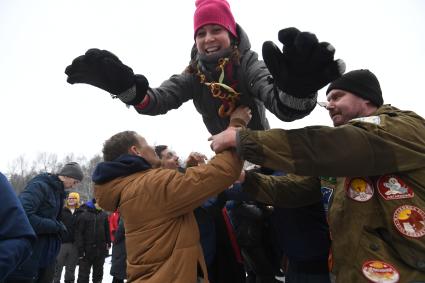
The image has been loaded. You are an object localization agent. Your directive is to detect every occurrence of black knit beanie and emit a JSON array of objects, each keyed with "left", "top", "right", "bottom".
[
  {"left": 326, "top": 69, "right": 383, "bottom": 107},
  {"left": 58, "top": 162, "right": 84, "bottom": 181}
]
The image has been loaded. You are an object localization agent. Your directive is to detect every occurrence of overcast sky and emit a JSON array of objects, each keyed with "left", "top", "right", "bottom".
[{"left": 1, "top": 0, "right": 424, "bottom": 172}]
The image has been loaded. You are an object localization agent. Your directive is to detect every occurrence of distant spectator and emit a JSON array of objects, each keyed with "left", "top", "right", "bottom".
[
  {"left": 108, "top": 211, "right": 120, "bottom": 244},
  {"left": 53, "top": 192, "right": 84, "bottom": 283},
  {"left": 0, "top": 172, "right": 36, "bottom": 281},
  {"left": 75, "top": 199, "right": 111, "bottom": 283},
  {"left": 110, "top": 217, "right": 126, "bottom": 283},
  {"left": 5, "top": 162, "right": 84, "bottom": 283}
]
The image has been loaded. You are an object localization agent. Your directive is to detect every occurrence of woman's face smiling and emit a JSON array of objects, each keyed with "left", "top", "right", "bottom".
[{"left": 195, "top": 24, "right": 231, "bottom": 56}]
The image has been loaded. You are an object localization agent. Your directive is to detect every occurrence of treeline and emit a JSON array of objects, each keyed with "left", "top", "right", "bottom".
[{"left": 4, "top": 152, "right": 102, "bottom": 202}]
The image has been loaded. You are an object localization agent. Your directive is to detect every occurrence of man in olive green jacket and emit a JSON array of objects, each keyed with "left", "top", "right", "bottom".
[
  {"left": 210, "top": 70, "right": 425, "bottom": 282},
  {"left": 92, "top": 107, "right": 250, "bottom": 283}
]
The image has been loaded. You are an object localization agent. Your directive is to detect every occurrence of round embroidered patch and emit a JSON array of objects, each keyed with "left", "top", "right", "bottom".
[
  {"left": 362, "top": 260, "right": 399, "bottom": 283},
  {"left": 393, "top": 205, "right": 425, "bottom": 238},
  {"left": 377, "top": 175, "right": 414, "bottom": 200},
  {"left": 345, "top": 177, "right": 374, "bottom": 202}
]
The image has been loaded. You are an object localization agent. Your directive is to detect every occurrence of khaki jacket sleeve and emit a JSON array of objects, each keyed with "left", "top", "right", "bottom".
[
  {"left": 243, "top": 172, "right": 322, "bottom": 208},
  {"left": 148, "top": 150, "right": 243, "bottom": 218}
]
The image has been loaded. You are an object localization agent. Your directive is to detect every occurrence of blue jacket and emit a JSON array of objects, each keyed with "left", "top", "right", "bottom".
[
  {"left": 0, "top": 172, "right": 36, "bottom": 281},
  {"left": 7, "top": 173, "right": 64, "bottom": 280}
]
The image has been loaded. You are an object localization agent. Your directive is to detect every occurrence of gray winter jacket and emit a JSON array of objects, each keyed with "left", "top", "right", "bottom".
[{"left": 136, "top": 25, "right": 317, "bottom": 135}]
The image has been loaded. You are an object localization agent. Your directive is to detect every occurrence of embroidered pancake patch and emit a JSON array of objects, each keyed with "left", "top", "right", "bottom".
[{"left": 362, "top": 260, "right": 399, "bottom": 283}]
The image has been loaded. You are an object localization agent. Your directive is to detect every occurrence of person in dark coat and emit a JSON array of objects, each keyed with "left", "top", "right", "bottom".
[
  {"left": 75, "top": 199, "right": 111, "bottom": 283},
  {"left": 234, "top": 169, "right": 331, "bottom": 283},
  {"left": 110, "top": 218, "right": 126, "bottom": 283},
  {"left": 0, "top": 172, "right": 36, "bottom": 282},
  {"left": 4, "top": 162, "right": 84, "bottom": 283},
  {"left": 53, "top": 192, "right": 84, "bottom": 283}
]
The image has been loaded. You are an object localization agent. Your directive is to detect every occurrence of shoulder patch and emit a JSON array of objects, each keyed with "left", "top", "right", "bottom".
[
  {"left": 377, "top": 175, "right": 414, "bottom": 200},
  {"left": 345, "top": 177, "right": 374, "bottom": 202},
  {"left": 350, "top": 116, "right": 381, "bottom": 125}
]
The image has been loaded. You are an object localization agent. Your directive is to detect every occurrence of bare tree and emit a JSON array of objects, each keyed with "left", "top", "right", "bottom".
[
  {"left": 77, "top": 154, "right": 102, "bottom": 203},
  {"left": 7, "top": 155, "right": 34, "bottom": 193},
  {"left": 5, "top": 152, "right": 103, "bottom": 199},
  {"left": 36, "top": 152, "right": 59, "bottom": 172}
]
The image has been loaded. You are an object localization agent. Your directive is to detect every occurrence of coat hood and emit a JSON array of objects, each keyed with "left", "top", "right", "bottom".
[
  {"left": 32, "top": 172, "right": 62, "bottom": 188},
  {"left": 92, "top": 154, "right": 152, "bottom": 212},
  {"left": 92, "top": 154, "right": 152, "bottom": 184}
]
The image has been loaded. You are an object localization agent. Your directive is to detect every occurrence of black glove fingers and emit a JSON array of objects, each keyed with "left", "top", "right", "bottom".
[
  {"left": 65, "top": 54, "right": 87, "bottom": 75},
  {"left": 85, "top": 48, "right": 102, "bottom": 58},
  {"left": 262, "top": 41, "right": 283, "bottom": 77},
  {"left": 323, "top": 59, "right": 346, "bottom": 80},
  {"left": 262, "top": 41, "right": 289, "bottom": 91},
  {"left": 83, "top": 49, "right": 120, "bottom": 66},
  {"left": 277, "top": 27, "right": 300, "bottom": 48},
  {"left": 84, "top": 48, "right": 106, "bottom": 63},
  {"left": 293, "top": 32, "right": 319, "bottom": 59},
  {"left": 67, "top": 58, "right": 92, "bottom": 72},
  {"left": 265, "top": 27, "right": 345, "bottom": 96},
  {"left": 311, "top": 61, "right": 345, "bottom": 91},
  {"left": 103, "top": 57, "right": 133, "bottom": 75},
  {"left": 64, "top": 64, "right": 75, "bottom": 76},
  {"left": 308, "top": 42, "right": 336, "bottom": 71},
  {"left": 99, "top": 49, "right": 122, "bottom": 63},
  {"left": 67, "top": 72, "right": 96, "bottom": 85}
]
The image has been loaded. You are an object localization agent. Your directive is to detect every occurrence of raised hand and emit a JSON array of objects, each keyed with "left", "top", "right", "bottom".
[
  {"left": 65, "top": 49, "right": 149, "bottom": 105},
  {"left": 185, "top": 152, "right": 208, "bottom": 167},
  {"left": 208, "top": 126, "right": 238, "bottom": 153},
  {"left": 262, "top": 27, "right": 346, "bottom": 97}
]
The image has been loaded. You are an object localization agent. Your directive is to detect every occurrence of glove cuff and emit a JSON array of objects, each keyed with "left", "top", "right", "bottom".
[
  {"left": 117, "top": 85, "right": 137, "bottom": 104},
  {"left": 116, "top": 74, "right": 149, "bottom": 105},
  {"left": 277, "top": 91, "right": 318, "bottom": 111}
]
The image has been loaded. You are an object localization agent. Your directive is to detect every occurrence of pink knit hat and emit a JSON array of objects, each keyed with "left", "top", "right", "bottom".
[{"left": 193, "top": 0, "right": 237, "bottom": 39}]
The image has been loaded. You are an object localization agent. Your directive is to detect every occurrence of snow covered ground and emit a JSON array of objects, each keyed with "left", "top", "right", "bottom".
[
  {"left": 60, "top": 257, "right": 285, "bottom": 282},
  {"left": 60, "top": 256, "right": 116, "bottom": 282}
]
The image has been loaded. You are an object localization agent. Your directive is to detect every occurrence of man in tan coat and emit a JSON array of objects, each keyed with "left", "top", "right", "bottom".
[
  {"left": 92, "top": 107, "right": 250, "bottom": 283},
  {"left": 210, "top": 70, "right": 425, "bottom": 282}
]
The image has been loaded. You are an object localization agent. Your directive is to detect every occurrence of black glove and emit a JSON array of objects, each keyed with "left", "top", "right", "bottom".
[
  {"left": 262, "top": 27, "right": 345, "bottom": 97},
  {"left": 65, "top": 48, "right": 149, "bottom": 105}
]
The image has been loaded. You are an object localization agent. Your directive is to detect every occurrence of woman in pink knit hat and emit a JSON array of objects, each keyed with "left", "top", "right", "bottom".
[{"left": 65, "top": 0, "right": 344, "bottom": 136}]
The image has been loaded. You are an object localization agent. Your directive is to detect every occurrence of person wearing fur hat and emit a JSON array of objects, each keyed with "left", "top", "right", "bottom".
[
  {"left": 4, "top": 162, "right": 84, "bottom": 283},
  {"left": 53, "top": 192, "right": 84, "bottom": 283},
  {"left": 209, "top": 69, "right": 425, "bottom": 282},
  {"left": 65, "top": 0, "right": 345, "bottom": 136}
]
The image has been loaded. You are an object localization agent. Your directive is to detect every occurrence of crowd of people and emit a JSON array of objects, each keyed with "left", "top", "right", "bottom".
[{"left": 1, "top": 0, "right": 425, "bottom": 282}]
